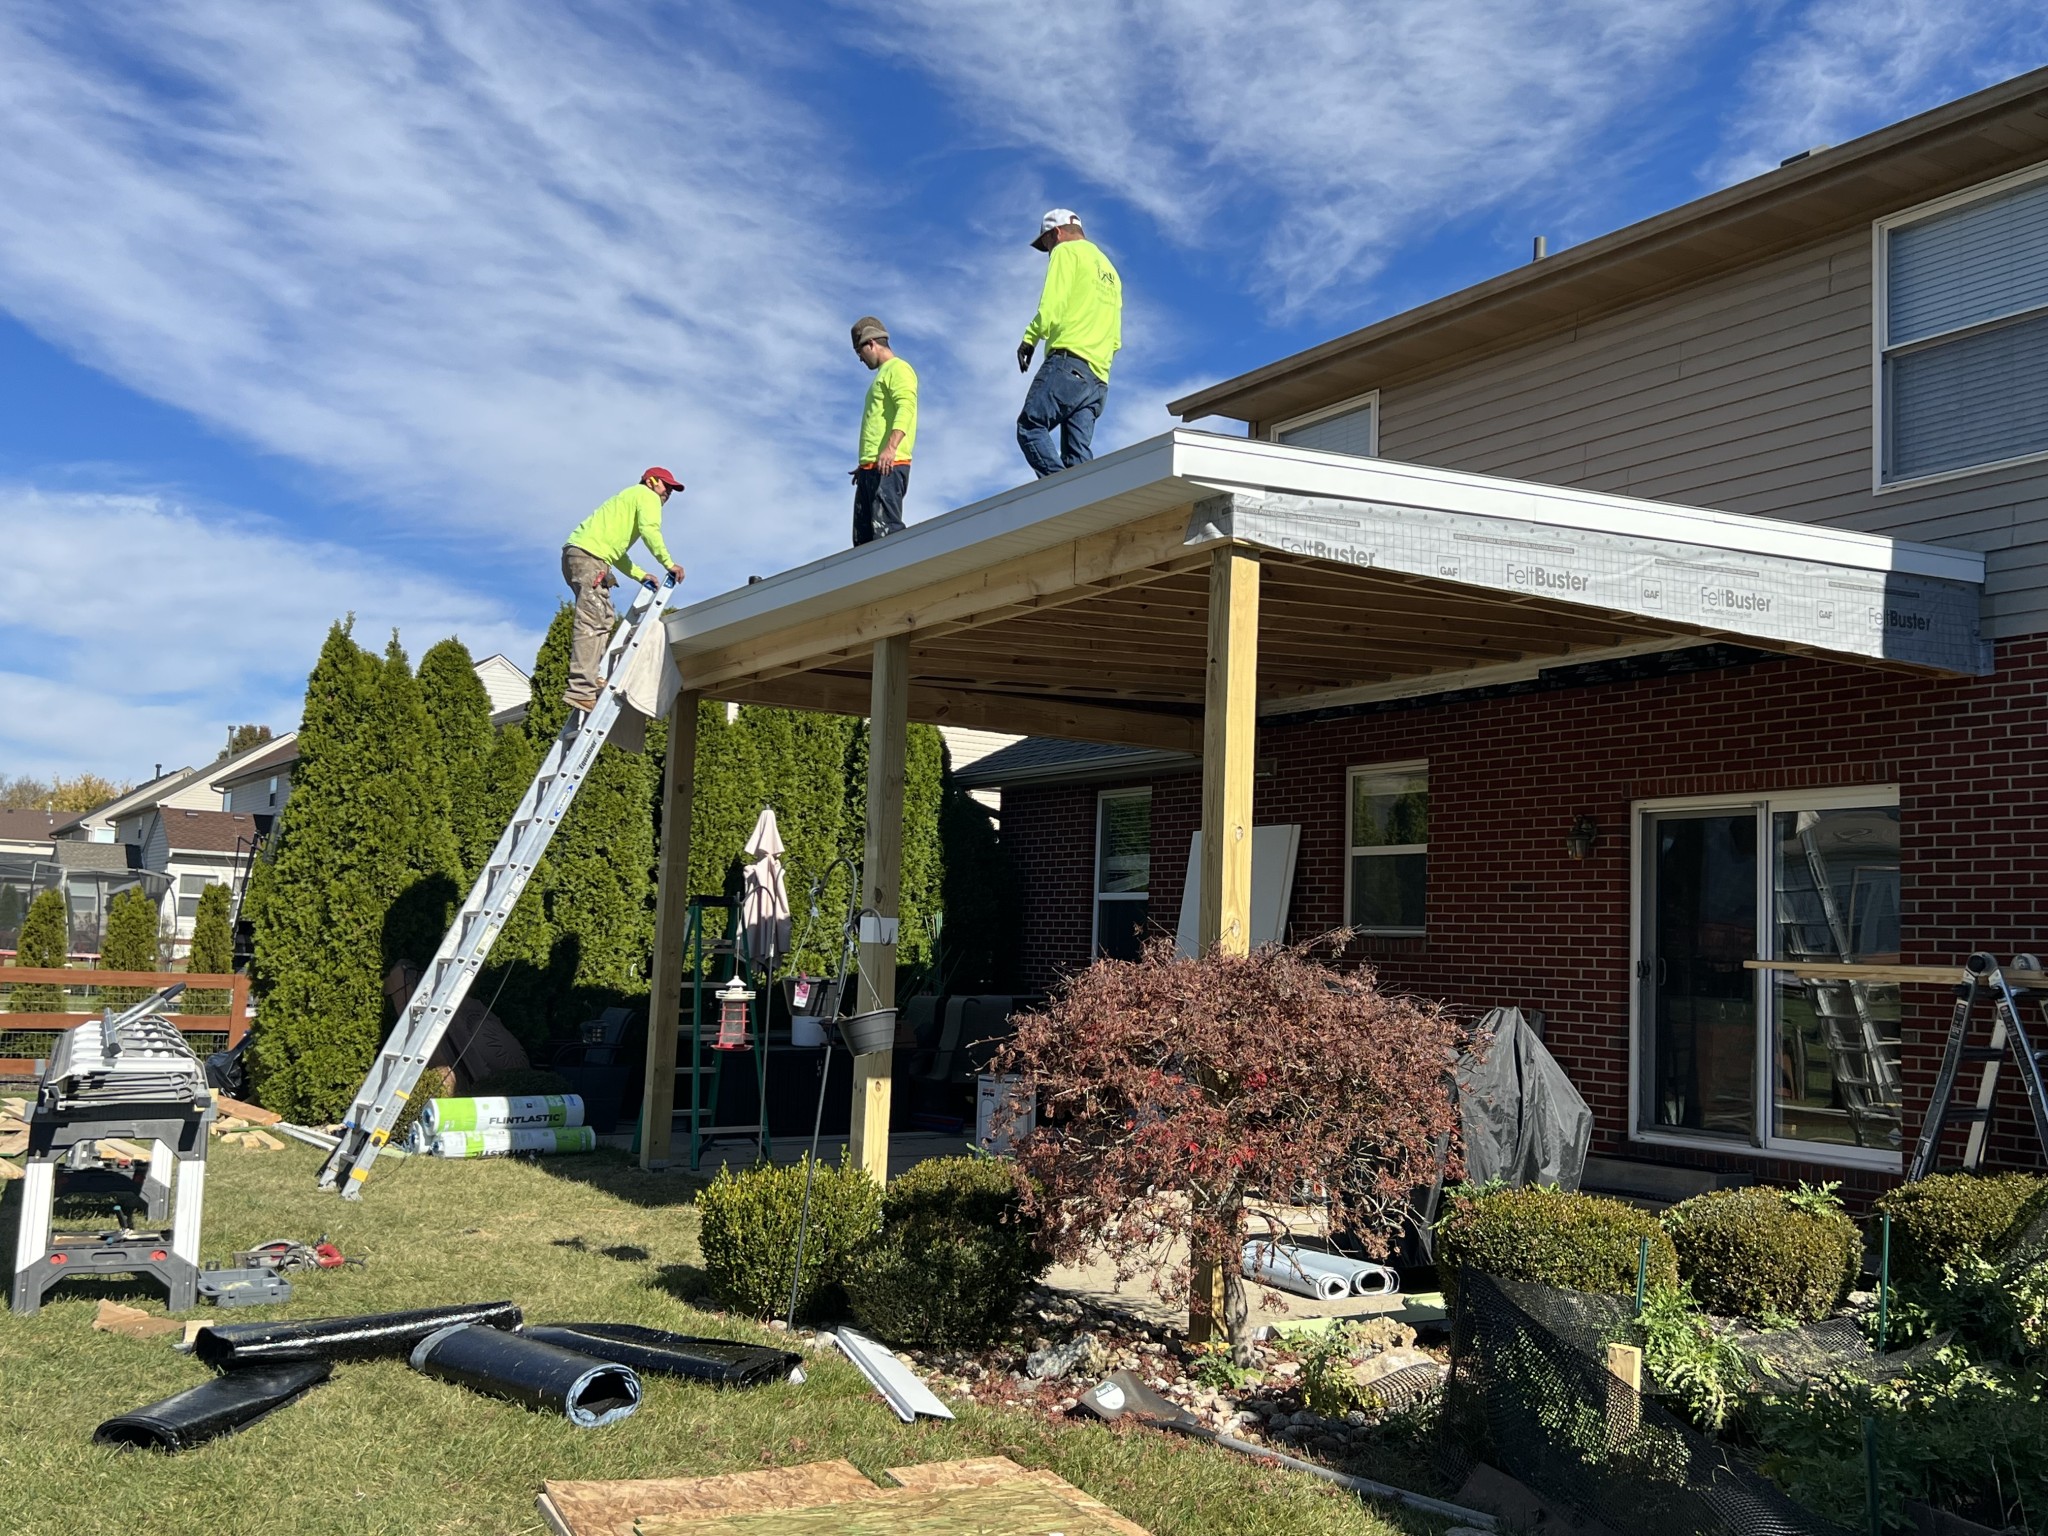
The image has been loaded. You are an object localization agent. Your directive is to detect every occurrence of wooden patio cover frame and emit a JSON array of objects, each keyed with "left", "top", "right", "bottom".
[{"left": 633, "top": 429, "right": 1986, "bottom": 1186}]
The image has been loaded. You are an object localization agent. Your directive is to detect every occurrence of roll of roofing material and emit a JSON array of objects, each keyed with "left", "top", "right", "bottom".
[
  {"left": 93, "top": 1361, "right": 332, "bottom": 1452},
  {"left": 430, "top": 1126, "right": 596, "bottom": 1157},
  {"left": 192, "top": 1302, "right": 521, "bottom": 1368},
  {"left": 410, "top": 1323, "right": 640, "bottom": 1427},
  {"left": 520, "top": 1323, "right": 803, "bottom": 1388},
  {"left": 1260, "top": 1243, "right": 1403, "bottom": 1298},
  {"left": 423, "top": 1095, "right": 585, "bottom": 1133},
  {"left": 1241, "top": 1241, "right": 1349, "bottom": 1301}
]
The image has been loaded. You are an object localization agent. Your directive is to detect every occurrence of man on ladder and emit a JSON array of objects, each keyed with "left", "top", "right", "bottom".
[{"left": 561, "top": 468, "right": 687, "bottom": 713}]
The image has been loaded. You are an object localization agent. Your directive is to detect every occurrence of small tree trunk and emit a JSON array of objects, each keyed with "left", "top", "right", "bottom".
[{"left": 1220, "top": 1253, "right": 1252, "bottom": 1365}]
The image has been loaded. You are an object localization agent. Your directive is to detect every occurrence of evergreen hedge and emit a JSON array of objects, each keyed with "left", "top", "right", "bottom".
[
  {"left": 1877, "top": 1172, "right": 2048, "bottom": 1292},
  {"left": 1664, "top": 1186, "right": 1862, "bottom": 1321},
  {"left": 1435, "top": 1184, "right": 1678, "bottom": 1306},
  {"left": 418, "top": 637, "right": 500, "bottom": 882},
  {"left": 99, "top": 885, "right": 162, "bottom": 1009},
  {"left": 11, "top": 887, "right": 69, "bottom": 1011},
  {"left": 185, "top": 883, "right": 234, "bottom": 1015}
]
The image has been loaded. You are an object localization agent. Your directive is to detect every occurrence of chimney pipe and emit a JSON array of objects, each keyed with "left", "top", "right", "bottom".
[
  {"left": 1532, "top": 235, "right": 1547, "bottom": 261},
  {"left": 154, "top": 762, "right": 162, "bottom": 778}
]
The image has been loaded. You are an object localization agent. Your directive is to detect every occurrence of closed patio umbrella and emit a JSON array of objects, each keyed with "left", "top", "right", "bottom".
[{"left": 740, "top": 807, "right": 791, "bottom": 969}]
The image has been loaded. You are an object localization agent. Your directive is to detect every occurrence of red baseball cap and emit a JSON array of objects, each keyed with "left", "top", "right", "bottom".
[{"left": 643, "top": 466, "right": 685, "bottom": 491}]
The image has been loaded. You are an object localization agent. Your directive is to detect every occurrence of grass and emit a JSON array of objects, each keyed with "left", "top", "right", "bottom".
[{"left": 0, "top": 1142, "right": 1437, "bottom": 1536}]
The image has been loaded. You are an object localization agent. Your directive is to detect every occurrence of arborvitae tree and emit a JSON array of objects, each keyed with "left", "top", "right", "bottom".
[
  {"left": 745, "top": 708, "right": 858, "bottom": 974},
  {"left": 13, "top": 887, "right": 70, "bottom": 1010},
  {"left": 185, "top": 882, "right": 235, "bottom": 1015},
  {"left": 937, "top": 767, "right": 1023, "bottom": 991},
  {"left": 245, "top": 622, "right": 461, "bottom": 1121},
  {"left": 418, "top": 638, "right": 499, "bottom": 882},
  {"left": 472, "top": 714, "right": 553, "bottom": 1049},
  {"left": 100, "top": 884, "right": 163, "bottom": 1008},
  {"left": 839, "top": 719, "right": 946, "bottom": 969},
  {"left": 691, "top": 698, "right": 760, "bottom": 905}
]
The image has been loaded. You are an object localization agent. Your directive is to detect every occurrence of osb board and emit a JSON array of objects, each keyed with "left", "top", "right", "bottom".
[
  {"left": 885, "top": 1457, "right": 1030, "bottom": 1491},
  {"left": 637, "top": 1482, "right": 1143, "bottom": 1536},
  {"left": 538, "top": 1460, "right": 880, "bottom": 1536}
]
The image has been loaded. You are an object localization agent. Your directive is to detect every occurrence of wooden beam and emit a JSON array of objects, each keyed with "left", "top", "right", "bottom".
[
  {"left": 638, "top": 694, "right": 699, "bottom": 1169},
  {"left": 720, "top": 671, "right": 1203, "bottom": 753},
  {"left": 1192, "top": 545, "right": 1260, "bottom": 1345},
  {"left": 851, "top": 636, "right": 908, "bottom": 1187},
  {"left": 680, "top": 508, "right": 1197, "bottom": 688}
]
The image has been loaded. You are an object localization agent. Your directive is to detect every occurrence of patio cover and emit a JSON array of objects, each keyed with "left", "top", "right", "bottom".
[{"left": 665, "top": 429, "right": 1988, "bottom": 752}]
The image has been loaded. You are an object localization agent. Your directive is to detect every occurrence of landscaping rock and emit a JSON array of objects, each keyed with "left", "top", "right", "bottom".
[
  {"left": 1025, "top": 1332, "right": 1103, "bottom": 1381},
  {"left": 1352, "top": 1345, "right": 1439, "bottom": 1388}
]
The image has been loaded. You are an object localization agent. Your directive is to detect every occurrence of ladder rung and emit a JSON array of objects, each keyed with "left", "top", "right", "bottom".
[
  {"left": 1944, "top": 1106, "right": 1991, "bottom": 1124},
  {"left": 1962, "top": 1046, "right": 2006, "bottom": 1063}
]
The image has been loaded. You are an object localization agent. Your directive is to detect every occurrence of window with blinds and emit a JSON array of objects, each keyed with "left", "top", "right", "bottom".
[
  {"left": 1879, "top": 167, "right": 2048, "bottom": 486},
  {"left": 1273, "top": 392, "right": 1378, "bottom": 457}
]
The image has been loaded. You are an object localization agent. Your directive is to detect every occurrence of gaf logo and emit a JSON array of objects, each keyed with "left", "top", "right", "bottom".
[
  {"left": 1641, "top": 583, "right": 1662, "bottom": 604},
  {"left": 1818, "top": 603, "right": 1835, "bottom": 624},
  {"left": 1701, "top": 586, "right": 1772, "bottom": 613},
  {"left": 1887, "top": 609, "right": 1931, "bottom": 632},
  {"left": 1437, "top": 560, "right": 1461, "bottom": 579},
  {"left": 1505, "top": 563, "right": 1589, "bottom": 593}
]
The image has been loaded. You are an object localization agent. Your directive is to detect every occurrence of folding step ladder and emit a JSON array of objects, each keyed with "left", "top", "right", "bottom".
[
  {"left": 318, "top": 579, "right": 677, "bottom": 1199},
  {"left": 1908, "top": 952, "right": 2048, "bottom": 1180}
]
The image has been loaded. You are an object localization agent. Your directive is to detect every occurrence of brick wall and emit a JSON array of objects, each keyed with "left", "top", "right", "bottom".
[{"left": 999, "top": 636, "right": 2048, "bottom": 1193}]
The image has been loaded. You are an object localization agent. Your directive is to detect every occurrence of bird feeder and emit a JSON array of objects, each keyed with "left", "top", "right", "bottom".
[{"left": 713, "top": 976, "right": 755, "bottom": 1051}]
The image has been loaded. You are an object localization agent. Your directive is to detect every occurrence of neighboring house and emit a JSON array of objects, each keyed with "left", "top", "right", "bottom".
[
  {"left": 945, "top": 69, "right": 2048, "bottom": 1195},
  {"left": 0, "top": 808, "right": 160, "bottom": 957},
  {"left": 475, "top": 653, "right": 534, "bottom": 725},
  {"left": 66, "top": 766, "right": 199, "bottom": 844},
  {"left": 934, "top": 727, "right": 1023, "bottom": 812},
  {"left": 139, "top": 808, "right": 262, "bottom": 956}
]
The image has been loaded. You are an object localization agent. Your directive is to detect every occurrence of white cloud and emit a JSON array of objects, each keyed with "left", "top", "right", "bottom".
[
  {"left": 1706, "top": 0, "right": 2048, "bottom": 186},
  {"left": 843, "top": 0, "right": 1724, "bottom": 315},
  {"left": 0, "top": 486, "right": 537, "bottom": 781}
]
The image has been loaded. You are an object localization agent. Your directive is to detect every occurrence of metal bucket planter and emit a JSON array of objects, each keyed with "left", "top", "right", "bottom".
[{"left": 839, "top": 1009, "right": 897, "bottom": 1055}]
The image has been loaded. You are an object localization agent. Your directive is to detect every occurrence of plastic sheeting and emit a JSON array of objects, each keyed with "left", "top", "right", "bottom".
[
  {"left": 520, "top": 1323, "right": 801, "bottom": 1388},
  {"left": 430, "top": 1126, "right": 596, "bottom": 1157},
  {"left": 410, "top": 1323, "right": 641, "bottom": 1427},
  {"left": 93, "top": 1361, "right": 332, "bottom": 1452},
  {"left": 192, "top": 1302, "right": 522, "bottom": 1368},
  {"left": 423, "top": 1095, "right": 586, "bottom": 1133},
  {"left": 1457, "top": 1007, "right": 1592, "bottom": 1192}
]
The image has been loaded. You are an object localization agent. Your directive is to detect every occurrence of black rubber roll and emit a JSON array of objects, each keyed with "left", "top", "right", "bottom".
[
  {"left": 410, "top": 1323, "right": 640, "bottom": 1426},
  {"left": 94, "top": 1361, "right": 332, "bottom": 1452},
  {"left": 192, "top": 1301, "right": 521, "bottom": 1368},
  {"left": 521, "top": 1323, "right": 802, "bottom": 1388}
]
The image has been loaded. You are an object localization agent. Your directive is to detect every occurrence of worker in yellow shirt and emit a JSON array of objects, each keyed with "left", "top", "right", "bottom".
[
  {"left": 1016, "top": 209, "right": 1122, "bottom": 478},
  {"left": 560, "top": 468, "right": 686, "bottom": 712},
  {"left": 850, "top": 316, "right": 918, "bottom": 545}
]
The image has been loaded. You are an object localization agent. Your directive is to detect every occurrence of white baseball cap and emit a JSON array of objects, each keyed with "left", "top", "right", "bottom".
[{"left": 1033, "top": 208, "right": 1081, "bottom": 249}]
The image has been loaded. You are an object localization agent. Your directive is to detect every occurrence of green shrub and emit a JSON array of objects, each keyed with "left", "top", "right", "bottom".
[
  {"left": 697, "top": 1153, "right": 881, "bottom": 1320},
  {"left": 1628, "top": 1286, "right": 1755, "bottom": 1431},
  {"left": 1876, "top": 1172, "right": 2048, "bottom": 1291},
  {"left": 1663, "top": 1185, "right": 1860, "bottom": 1323},
  {"left": 472, "top": 1067, "right": 575, "bottom": 1097},
  {"left": 1435, "top": 1184, "right": 1677, "bottom": 1306},
  {"left": 843, "top": 1155, "right": 1048, "bottom": 1348}
]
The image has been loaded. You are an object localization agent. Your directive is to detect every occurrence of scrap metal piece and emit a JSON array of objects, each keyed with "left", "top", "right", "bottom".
[{"left": 829, "top": 1327, "right": 954, "bottom": 1423}]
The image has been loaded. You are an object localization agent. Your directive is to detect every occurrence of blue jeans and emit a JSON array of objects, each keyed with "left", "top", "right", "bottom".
[{"left": 1017, "top": 350, "right": 1107, "bottom": 477}]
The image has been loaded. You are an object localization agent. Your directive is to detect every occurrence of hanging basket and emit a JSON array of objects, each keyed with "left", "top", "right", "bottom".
[{"left": 839, "top": 1009, "right": 897, "bottom": 1056}]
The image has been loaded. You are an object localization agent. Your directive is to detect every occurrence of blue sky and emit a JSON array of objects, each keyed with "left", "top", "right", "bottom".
[{"left": 2, "top": 0, "right": 2044, "bottom": 782}]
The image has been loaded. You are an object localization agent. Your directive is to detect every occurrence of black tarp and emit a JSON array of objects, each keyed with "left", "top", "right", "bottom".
[{"left": 1457, "top": 1006, "right": 1593, "bottom": 1191}]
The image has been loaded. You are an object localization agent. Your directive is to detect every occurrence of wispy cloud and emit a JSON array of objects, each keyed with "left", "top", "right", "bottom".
[
  {"left": 1706, "top": 0, "right": 2048, "bottom": 186},
  {"left": 0, "top": 487, "right": 536, "bottom": 780},
  {"left": 843, "top": 0, "right": 1724, "bottom": 315}
]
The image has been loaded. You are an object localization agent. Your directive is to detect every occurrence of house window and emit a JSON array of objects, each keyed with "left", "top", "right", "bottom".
[
  {"left": 267, "top": 776, "right": 278, "bottom": 808},
  {"left": 1271, "top": 390, "right": 1379, "bottom": 458},
  {"left": 1093, "top": 789, "right": 1151, "bottom": 961},
  {"left": 1635, "top": 789, "right": 1902, "bottom": 1168},
  {"left": 1347, "top": 763, "right": 1427, "bottom": 935},
  {"left": 177, "top": 873, "right": 216, "bottom": 923},
  {"left": 1876, "top": 164, "right": 2048, "bottom": 486}
]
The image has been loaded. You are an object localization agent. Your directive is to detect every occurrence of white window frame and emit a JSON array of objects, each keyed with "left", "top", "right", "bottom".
[
  {"left": 1268, "top": 388, "right": 1380, "bottom": 455},
  {"left": 1628, "top": 784, "right": 1903, "bottom": 1172},
  {"left": 1091, "top": 788, "right": 1152, "bottom": 958},
  {"left": 1871, "top": 160, "right": 2048, "bottom": 494},
  {"left": 1344, "top": 759, "right": 1427, "bottom": 938}
]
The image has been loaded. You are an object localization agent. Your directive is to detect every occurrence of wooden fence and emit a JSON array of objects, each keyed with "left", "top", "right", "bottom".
[{"left": 0, "top": 968, "right": 249, "bottom": 1074}]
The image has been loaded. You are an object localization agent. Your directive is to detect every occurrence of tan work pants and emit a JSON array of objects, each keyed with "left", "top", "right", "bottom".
[{"left": 561, "top": 545, "right": 619, "bottom": 702}]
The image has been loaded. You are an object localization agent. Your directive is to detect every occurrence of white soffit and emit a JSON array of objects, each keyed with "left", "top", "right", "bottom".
[{"left": 669, "top": 430, "right": 1989, "bottom": 676}]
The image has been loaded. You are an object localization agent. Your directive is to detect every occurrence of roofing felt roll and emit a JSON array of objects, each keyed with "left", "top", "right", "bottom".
[
  {"left": 410, "top": 1323, "right": 640, "bottom": 1427},
  {"left": 422, "top": 1095, "right": 585, "bottom": 1133},
  {"left": 1241, "top": 1241, "right": 1349, "bottom": 1301},
  {"left": 93, "top": 1360, "right": 332, "bottom": 1452},
  {"left": 192, "top": 1301, "right": 521, "bottom": 1368},
  {"left": 430, "top": 1125, "right": 596, "bottom": 1157},
  {"left": 520, "top": 1323, "right": 802, "bottom": 1388}
]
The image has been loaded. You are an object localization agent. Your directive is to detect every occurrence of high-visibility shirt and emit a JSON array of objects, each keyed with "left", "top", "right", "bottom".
[
  {"left": 566, "top": 484, "right": 675, "bottom": 583},
  {"left": 858, "top": 356, "right": 919, "bottom": 467},
  {"left": 1022, "top": 238, "right": 1123, "bottom": 382}
]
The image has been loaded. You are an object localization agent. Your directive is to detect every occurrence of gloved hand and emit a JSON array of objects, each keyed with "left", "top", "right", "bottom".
[{"left": 1017, "top": 340, "right": 1035, "bottom": 373}]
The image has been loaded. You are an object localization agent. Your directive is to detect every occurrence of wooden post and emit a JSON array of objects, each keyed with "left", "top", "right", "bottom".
[
  {"left": 1190, "top": 544, "right": 1260, "bottom": 1344},
  {"left": 227, "top": 974, "right": 250, "bottom": 1047},
  {"left": 638, "top": 693, "right": 700, "bottom": 1170},
  {"left": 1605, "top": 1341, "right": 1644, "bottom": 1441},
  {"left": 851, "top": 635, "right": 908, "bottom": 1187}
]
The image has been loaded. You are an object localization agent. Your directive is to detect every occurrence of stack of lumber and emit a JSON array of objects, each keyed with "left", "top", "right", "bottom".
[
  {"left": 536, "top": 1457, "right": 1153, "bottom": 1536},
  {"left": 1, "top": 1095, "right": 26, "bottom": 1177},
  {"left": 209, "top": 1093, "right": 289, "bottom": 1151}
]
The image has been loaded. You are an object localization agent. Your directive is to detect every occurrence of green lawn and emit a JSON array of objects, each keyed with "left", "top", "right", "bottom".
[{"left": 0, "top": 1143, "right": 1434, "bottom": 1536}]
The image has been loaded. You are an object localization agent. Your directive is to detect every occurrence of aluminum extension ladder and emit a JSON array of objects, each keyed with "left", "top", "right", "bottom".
[
  {"left": 1908, "top": 952, "right": 2048, "bottom": 1180},
  {"left": 318, "top": 578, "right": 677, "bottom": 1198}
]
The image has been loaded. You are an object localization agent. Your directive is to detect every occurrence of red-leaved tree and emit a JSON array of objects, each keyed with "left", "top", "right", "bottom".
[{"left": 996, "top": 938, "right": 1463, "bottom": 1359}]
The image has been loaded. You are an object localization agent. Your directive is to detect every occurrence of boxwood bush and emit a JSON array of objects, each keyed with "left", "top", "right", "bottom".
[
  {"left": 697, "top": 1152, "right": 881, "bottom": 1319},
  {"left": 1875, "top": 1172, "right": 2048, "bottom": 1291},
  {"left": 1663, "top": 1185, "right": 1860, "bottom": 1322},
  {"left": 844, "top": 1155, "right": 1049, "bottom": 1348},
  {"left": 1434, "top": 1185, "right": 1677, "bottom": 1305}
]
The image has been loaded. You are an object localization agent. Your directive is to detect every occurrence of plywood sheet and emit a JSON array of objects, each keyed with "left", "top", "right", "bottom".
[
  {"left": 885, "top": 1456, "right": 1030, "bottom": 1491},
  {"left": 538, "top": 1460, "right": 880, "bottom": 1536},
  {"left": 637, "top": 1483, "right": 1139, "bottom": 1536}
]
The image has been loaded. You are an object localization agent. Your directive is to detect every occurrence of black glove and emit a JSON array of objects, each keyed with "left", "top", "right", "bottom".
[{"left": 1017, "top": 340, "right": 1035, "bottom": 373}]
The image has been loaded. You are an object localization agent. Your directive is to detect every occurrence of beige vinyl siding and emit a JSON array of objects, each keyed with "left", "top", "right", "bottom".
[{"left": 1377, "top": 230, "right": 2048, "bottom": 638}]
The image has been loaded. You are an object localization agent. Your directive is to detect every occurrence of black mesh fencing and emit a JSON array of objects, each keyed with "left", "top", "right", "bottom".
[{"left": 1444, "top": 1271, "right": 1855, "bottom": 1536}]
